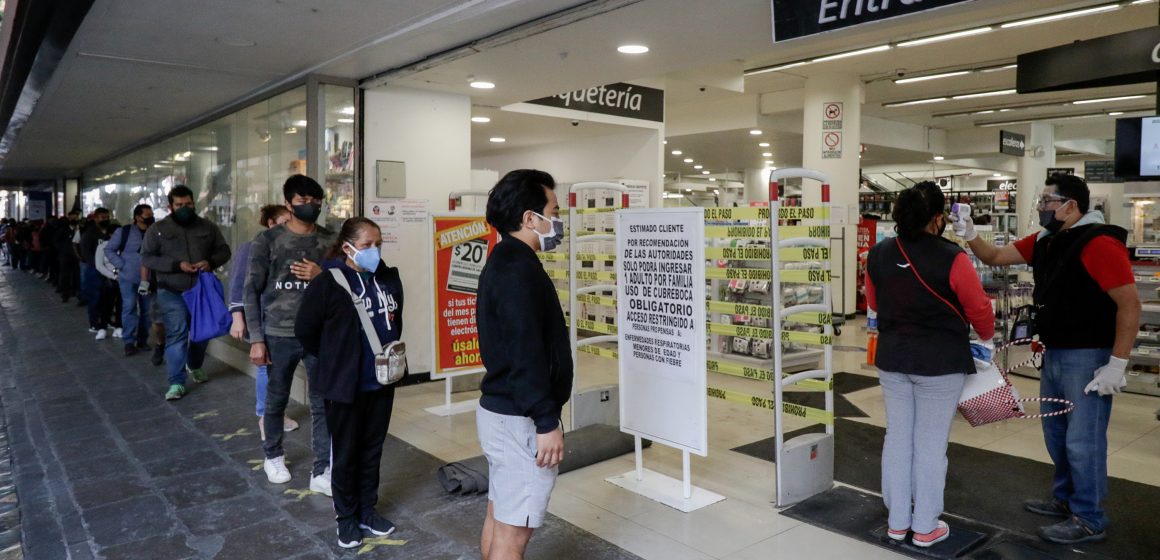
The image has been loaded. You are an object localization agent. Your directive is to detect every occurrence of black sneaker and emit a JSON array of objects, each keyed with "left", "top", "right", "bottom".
[
  {"left": 150, "top": 345, "right": 164, "bottom": 366},
  {"left": 124, "top": 345, "right": 139, "bottom": 357},
  {"left": 337, "top": 518, "right": 363, "bottom": 549},
  {"left": 1023, "top": 498, "right": 1070, "bottom": 518},
  {"left": 1038, "top": 516, "right": 1106, "bottom": 545},
  {"left": 359, "top": 513, "right": 396, "bottom": 536},
  {"left": 136, "top": 342, "right": 152, "bottom": 352}
]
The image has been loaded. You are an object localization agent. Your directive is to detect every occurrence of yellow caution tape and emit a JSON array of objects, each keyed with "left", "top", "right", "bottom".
[
  {"left": 570, "top": 207, "right": 618, "bottom": 214},
  {"left": 705, "top": 386, "right": 833, "bottom": 425},
  {"left": 578, "top": 345, "right": 619, "bottom": 359},
  {"left": 785, "top": 312, "right": 832, "bottom": 326},
  {"left": 705, "top": 267, "right": 772, "bottom": 281},
  {"left": 576, "top": 319, "right": 617, "bottom": 335},
  {"left": 779, "top": 247, "right": 830, "bottom": 261},
  {"left": 780, "top": 330, "right": 833, "bottom": 346},
  {"left": 538, "top": 253, "right": 568, "bottom": 262},
  {"left": 705, "top": 226, "right": 771, "bottom": 239},
  {"left": 576, "top": 293, "right": 618, "bottom": 307},
  {"left": 708, "top": 322, "right": 773, "bottom": 339},
  {"left": 576, "top": 252, "right": 617, "bottom": 262},
  {"left": 576, "top": 270, "right": 617, "bottom": 282},
  {"left": 577, "top": 230, "right": 615, "bottom": 237},
  {"left": 704, "top": 207, "right": 771, "bottom": 220},
  {"left": 780, "top": 269, "right": 832, "bottom": 283},
  {"left": 705, "top": 359, "right": 832, "bottom": 391},
  {"left": 707, "top": 300, "right": 773, "bottom": 319},
  {"left": 705, "top": 246, "right": 773, "bottom": 261},
  {"left": 544, "top": 268, "right": 569, "bottom": 280},
  {"left": 779, "top": 225, "right": 831, "bottom": 239},
  {"left": 778, "top": 206, "right": 830, "bottom": 220}
]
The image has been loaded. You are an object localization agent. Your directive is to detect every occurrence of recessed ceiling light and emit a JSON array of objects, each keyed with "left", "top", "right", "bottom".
[
  {"left": 813, "top": 44, "right": 891, "bottom": 63},
  {"left": 663, "top": 140, "right": 668, "bottom": 144},
  {"left": 340, "top": 107, "right": 355, "bottom": 115},
  {"left": 993, "top": 173, "right": 1002, "bottom": 177},
  {"left": 671, "top": 150, "right": 682, "bottom": 155},
  {"left": 337, "top": 118, "right": 354, "bottom": 123},
  {"left": 617, "top": 44, "right": 649, "bottom": 54},
  {"left": 749, "top": 129, "right": 762, "bottom": 135},
  {"left": 759, "top": 142, "right": 770, "bottom": 147},
  {"left": 471, "top": 116, "right": 491, "bottom": 123},
  {"left": 883, "top": 97, "right": 949, "bottom": 107},
  {"left": 1073, "top": 95, "right": 1147, "bottom": 105},
  {"left": 952, "top": 89, "right": 1017, "bottom": 100},
  {"left": 762, "top": 152, "right": 773, "bottom": 157},
  {"left": 765, "top": 160, "right": 774, "bottom": 165},
  {"left": 934, "top": 156, "right": 945, "bottom": 161},
  {"left": 470, "top": 81, "right": 496, "bottom": 89},
  {"left": 897, "top": 27, "right": 993, "bottom": 48},
  {"left": 293, "top": 120, "right": 307, "bottom": 127},
  {"left": 981, "top": 64, "right": 1018, "bottom": 73},
  {"left": 694, "top": 165, "right": 703, "bottom": 169},
  {"left": 1000, "top": 5, "right": 1120, "bottom": 29},
  {"left": 683, "top": 158, "right": 694, "bottom": 163},
  {"left": 894, "top": 70, "right": 971, "bottom": 85},
  {"left": 489, "top": 137, "right": 506, "bottom": 143},
  {"left": 1108, "top": 111, "right": 1125, "bottom": 116},
  {"left": 701, "top": 170, "right": 711, "bottom": 175}
]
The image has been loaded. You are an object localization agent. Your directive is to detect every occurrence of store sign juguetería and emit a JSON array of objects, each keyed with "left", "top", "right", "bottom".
[
  {"left": 770, "top": 0, "right": 974, "bottom": 42},
  {"left": 1018, "top": 26, "right": 1160, "bottom": 93},
  {"left": 525, "top": 82, "right": 664, "bottom": 122}
]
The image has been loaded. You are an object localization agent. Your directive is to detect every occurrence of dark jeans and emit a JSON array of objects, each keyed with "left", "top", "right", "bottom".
[
  {"left": 263, "top": 335, "right": 329, "bottom": 476},
  {"left": 98, "top": 278, "right": 121, "bottom": 329},
  {"left": 118, "top": 279, "right": 150, "bottom": 347},
  {"left": 80, "top": 264, "right": 104, "bottom": 328},
  {"left": 1041, "top": 348, "right": 1114, "bottom": 532},
  {"left": 326, "top": 387, "right": 395, "bottom": 522},
  {"left": 58, "top": 254, "right": 78, "bottom": 299},
  {"left": 156, "top": 289, "right": 207, "bottom": 386}
]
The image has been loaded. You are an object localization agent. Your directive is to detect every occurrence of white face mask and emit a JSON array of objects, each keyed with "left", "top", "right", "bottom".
[{"left": 532, "top": 212, "right": 563, "bottom": 252}]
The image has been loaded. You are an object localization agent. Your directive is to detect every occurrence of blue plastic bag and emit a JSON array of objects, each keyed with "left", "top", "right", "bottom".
[{"left": 183, "top": 271, "right": 231, "bottom": 343}]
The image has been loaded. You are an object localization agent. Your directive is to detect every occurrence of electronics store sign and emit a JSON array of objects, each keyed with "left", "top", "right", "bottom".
[
  {"left": 1000, "top": 130, "right": 1025, "bottom": 157},
  {"left": 526, "top": 83, "right": 664, "bottom": 122},
  {"left": 771, "top": 0, "right": 974, "bottom": 42}
]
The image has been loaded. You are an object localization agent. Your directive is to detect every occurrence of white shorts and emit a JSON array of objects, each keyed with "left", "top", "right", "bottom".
[{"left": 476, "top": 404, "right": 558, "bottom": 528}]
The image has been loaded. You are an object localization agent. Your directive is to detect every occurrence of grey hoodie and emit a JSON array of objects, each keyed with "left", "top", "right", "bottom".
[{"left": 140, "top": 214, "right": 232, "bottom": 293}]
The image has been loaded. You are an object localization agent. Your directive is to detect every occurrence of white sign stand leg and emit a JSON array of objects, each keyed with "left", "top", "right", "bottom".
[
  {"left": 605, "top": 437, "right": 725, "bottom": 513},
  {"left": 424, "top": 378, "right": 478, "bottom": 416}
]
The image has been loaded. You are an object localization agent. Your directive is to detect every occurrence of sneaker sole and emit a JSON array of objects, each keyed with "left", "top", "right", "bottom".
[
  {"left": 1039, "top": 530, "right": 1107, "bottom": 545},
  {"left": 1023, "top": 504, "right": 1070, "bottom": 518},
  {"left": 359, "top": 524, "right": 395, "bottom": 537},
  {"left": 887, "top": 531, "right": 908, "bottom": 542},
  {"left": 912, "top": 533, "right": 949, "bottom": 548},
  {"left": 165, "top": 393, "right": 183, "bottom": 401}
]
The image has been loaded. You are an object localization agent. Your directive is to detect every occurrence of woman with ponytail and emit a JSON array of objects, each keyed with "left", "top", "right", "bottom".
[
  {"left": 295, "top": 217, "right": 405, "bottom": 549},
  {"left": 865, "top": 182, "right": 995, "bottom": 548}
]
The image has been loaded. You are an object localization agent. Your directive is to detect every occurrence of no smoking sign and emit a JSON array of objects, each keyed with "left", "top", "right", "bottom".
[{"left": 822, "top": 131, "right": 842, "bottom": 159}]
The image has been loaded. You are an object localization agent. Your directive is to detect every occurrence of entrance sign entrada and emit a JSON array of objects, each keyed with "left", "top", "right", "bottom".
[{"left": 771, "top": 0, "right": 975, "bottom": 42}]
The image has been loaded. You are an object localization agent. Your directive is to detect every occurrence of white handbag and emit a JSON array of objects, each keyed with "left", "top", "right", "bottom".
[{"left": 329, "top": 269, "right": 407, "bottom": 385}]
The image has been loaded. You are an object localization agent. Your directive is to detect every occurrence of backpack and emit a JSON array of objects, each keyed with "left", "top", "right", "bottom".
[
  {"left": 116, "top": 224, "right": 133, "bottom": 255},
  {"left": 95, "top": 239, "right": 118, "bottom": 280}
]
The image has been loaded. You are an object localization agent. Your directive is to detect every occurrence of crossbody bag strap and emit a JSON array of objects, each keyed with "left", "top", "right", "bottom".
[
  {"left": 329, "top": 268, "right": 384, "bottom": 355},
  {"left": 894, "top": 237, "right": 968, "bottom": 327}
]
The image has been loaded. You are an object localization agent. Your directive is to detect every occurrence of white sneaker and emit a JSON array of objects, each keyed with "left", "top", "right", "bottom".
[
  {"left": 284, "top": 416, "right": 299, "bottom": 432},
  {"left": 263, "top": 456, "right": 291, "bottom": 484},
  {"left": 94, "top": 330, "right": 107, "bottom": 341},
  {"left": 112, "top": 328, "right": 122, "bottom": 339},
  {"left": 310, "top": 467, "right": 332, "bottom": 496}
]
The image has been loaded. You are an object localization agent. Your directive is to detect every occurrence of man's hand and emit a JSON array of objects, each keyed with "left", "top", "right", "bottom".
[
  {"left": 1085, "top": 356, "right": 1128, "bottom": 396},
  {"left": 179, "top": 261, "right": 198, "bottom": 273},
  {"left": 535, "top": 426, "right": 565, "bottom": 468},
  {"left": 137, "top": 281, "right": 150, "bottom": 295},
  {"left": 192, "top": 260, "right": 211, "bottom": 272},
  {"left": 249, "top": 342, "right": 271, "bottom": 366},
  {"left": 949, "top": 203, "right": 977, "bottom": 242},
  {"left": 230, "top": 312, "right": 246, "bottom": 341},
  {"left": 290, "top": 259, "right": 321, "bottom": 281}
]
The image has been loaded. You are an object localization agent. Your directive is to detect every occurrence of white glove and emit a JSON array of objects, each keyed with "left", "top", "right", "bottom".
[
  {"left": 1084, "top": 356, "right": 1128, "bottom": 396},
  {"left": 137, "top": 281, "right": 150, "bottom": 295},
  {"left": 970, "top": 340, "right": 995, "bottom": 364},
  {"left": 949, "top": 203, "right": 977, "bottom": 242}
]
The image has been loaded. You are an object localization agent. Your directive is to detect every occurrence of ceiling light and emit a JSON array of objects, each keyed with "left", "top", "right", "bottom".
[
  {"left": 489, "top": 137, "right": 506, "bottom": 143},
  {"left": 749, "top": 129, "right": 762, "bottom": 135},
  {"left": 663, "top": 140, "right": 667, "bottom": 144},
  {"left": 981, "top": 64, "right": 1018, "bottom": 73},
  {"left": 934, "top": 156, "right": 945, "bottom": 161},
  {"left": 683, "top": 158, "right": 694, "bottom": 163},
  {"left": 993, "top": 173, "right": 1002, "bottom": 177},
  {"left": 770, "top": 166, "right": 778, "bottom": 170},
  {"left": 284, "top": 127, "right": 298, "bottom": 134},
  {"left": 701, "top": 171, "right": 710, "bottom": 175},
  {"left": 897, "top": 27, "right": 992, "bottom": 48},
  {"left": 471, "top": 116, "right": 491, "bottom": 123},
  {"left": 883, "top": 97, "right": 948, "bottom": 107},
  {"left": 745, "top": 61, "right": 809, "bottom": 76},
  {"left": 813, "top": 44, "right": 891, "bottom": 63},
  {"left": 894, "top": 70, "right": 971, "bottom": 85},
  {"left": 671, "top": 150, "right": 682, "bottom": 155},
  {"left": 765, "top": 161, "right": 775, "bottom": 165},
  {"left": 1073, "top": 95, "right": 1147, "bottom": 105},
  {"left": 340, "top": 107, "right": 355, "bottom": 115},
  {"left": 470, "top": 81, "right": 496, "bottom": 89},
  {"left": 293, "top": 120, "right": 307, "bottom": 127},
  {"left": 762, "top": 152, "right": 773, "bottom": 157},
  {"left": 952, "top": 89, "right": 1017, "bottom": 100},
  {"left": 1108, "top": 111, "right": 1125, "bottom": 116},
  {"left": 617, "top": 44, "right": 649, "bottom": 54},
  {"left": 1132, "top": 0, "right": 1157, "bottom": 5},
  {"left": 973, "top": 110, "right": 995, "bottom": 115},
  {"left": 694, "top": 165, "right": 703, "bottom": 169},
  {"left": 1000, "top": 5, "right": 1120, "bottom": 29},
  {"left": 759, "top": 142, "right": 770, "bottom": 147},
  {"left": 337, "top": 118, "right": 354, "bottom": 123}
]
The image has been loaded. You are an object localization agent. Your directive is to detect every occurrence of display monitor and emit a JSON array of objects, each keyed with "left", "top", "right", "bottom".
[{"left": 1115, "top": 116, "right": 1160, "bottom": 179}]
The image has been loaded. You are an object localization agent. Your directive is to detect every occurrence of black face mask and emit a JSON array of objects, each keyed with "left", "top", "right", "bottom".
[
  {"left": 1039, "top": 210, "right": 1065, "bottom": 234},
  {"left": 141, "top": 216, "right": 155, "bottom": 227},
  {"left": 173, "top": 206, "right": 196, "bottom": 226},
  {"left": 292, "top": 202, "right": 322, "bottom": 224}
]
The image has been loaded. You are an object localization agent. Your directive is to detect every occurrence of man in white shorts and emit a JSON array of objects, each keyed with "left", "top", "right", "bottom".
[{"left": 475, "top": 169, "right": 572, "bottom": 560}]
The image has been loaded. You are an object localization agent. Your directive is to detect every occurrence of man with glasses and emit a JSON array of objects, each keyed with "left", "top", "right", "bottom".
[{"left": 951, "top": 173, "right": 1139, "bottom": 545}]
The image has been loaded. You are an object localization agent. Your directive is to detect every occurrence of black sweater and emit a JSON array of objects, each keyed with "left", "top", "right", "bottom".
[
  {"left": 476, "top": 236, "right": 573, "bottom": 434},
  {"left": 295, "top": 259, "right": 405, "bottom": 404}
]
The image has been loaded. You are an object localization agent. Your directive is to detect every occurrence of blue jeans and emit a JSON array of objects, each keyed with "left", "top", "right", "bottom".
[
  {"left": 155, "top": 289, "right": 207, "bottom": 387},
  {"left": 263, "top": 335, "right": 329, "bottom": 476},
  {"left": 879, "top": 370, "right": 966, "bottom": 534},
  {"left": 118, "top": 279, "right": 151, "bottom": 347},
  {"left": 80, "top": 264, "right": 104, "bottom": 328},
  {"left": 1041, "top": 348, "right": 1113, "bottom": 532},
  {"left": 255, "top": 364, "right": 267, "bottom": 417}
]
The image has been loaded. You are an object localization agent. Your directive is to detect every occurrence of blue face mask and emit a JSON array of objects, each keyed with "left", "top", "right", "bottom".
[
  {"left": 532, "top": 212, "right": 564, "bottom": 252},
  {"left": 345, "top": 242, "right": 381, "bottom": 272}
]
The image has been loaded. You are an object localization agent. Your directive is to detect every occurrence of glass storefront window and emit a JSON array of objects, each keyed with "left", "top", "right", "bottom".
[{"left": 320, "top": 84, "right": 357, "bottom": 223}]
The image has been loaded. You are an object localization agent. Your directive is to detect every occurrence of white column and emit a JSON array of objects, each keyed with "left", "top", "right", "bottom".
[
  {"left": 744, "top": 167, "right": 767, "bottom": 203},
  {"left": 1016, "top": 123, "right": 1056, "bottom": 237},
  {"left": 801, "top": 74, "right": 862, "bottom": 316}
]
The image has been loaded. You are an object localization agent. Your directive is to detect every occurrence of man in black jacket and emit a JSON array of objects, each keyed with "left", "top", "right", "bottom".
[{"left": 475, "top": 169, "right": 571, "bottom": 560}]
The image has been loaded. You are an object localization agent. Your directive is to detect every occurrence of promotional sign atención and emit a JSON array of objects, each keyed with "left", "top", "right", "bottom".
[
  {"left": 771, "top": 0, "right": 974, "bottom": 42},
  {"left": 430, "top": 214, "right": 500, "bottom": 379},
  {"left": 616, "top": 208, "right": 707, "bottom": 456}
]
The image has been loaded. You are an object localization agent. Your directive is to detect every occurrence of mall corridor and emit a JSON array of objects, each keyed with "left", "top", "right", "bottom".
[{"left": 0, "top": 267, "right": 635, "bottom": 560}]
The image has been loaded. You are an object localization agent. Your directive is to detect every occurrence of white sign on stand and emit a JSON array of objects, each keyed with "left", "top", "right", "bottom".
[{"left": 607, "top": 207, "right": 723, "bottom": 512}]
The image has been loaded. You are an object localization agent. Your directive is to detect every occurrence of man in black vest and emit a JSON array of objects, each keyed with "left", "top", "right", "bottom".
[{"left": 953, "top": 174, "right": 1140, "bottom": 544}]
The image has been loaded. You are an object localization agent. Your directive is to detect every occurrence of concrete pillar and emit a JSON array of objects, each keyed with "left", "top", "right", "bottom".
[
  {"left": 744, "top": 167, "right": 767, "bottom": 203},
  {"left": 801, "top": 74, "right": 862, "bottom": 316},
  {"left": 1016, "top": 123, "right": 1056, "bottom": 237}
]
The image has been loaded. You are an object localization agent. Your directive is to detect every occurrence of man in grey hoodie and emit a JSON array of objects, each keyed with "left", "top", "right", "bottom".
[{"left": 140, "top": 185, "right": 231, "bottom": 401}]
